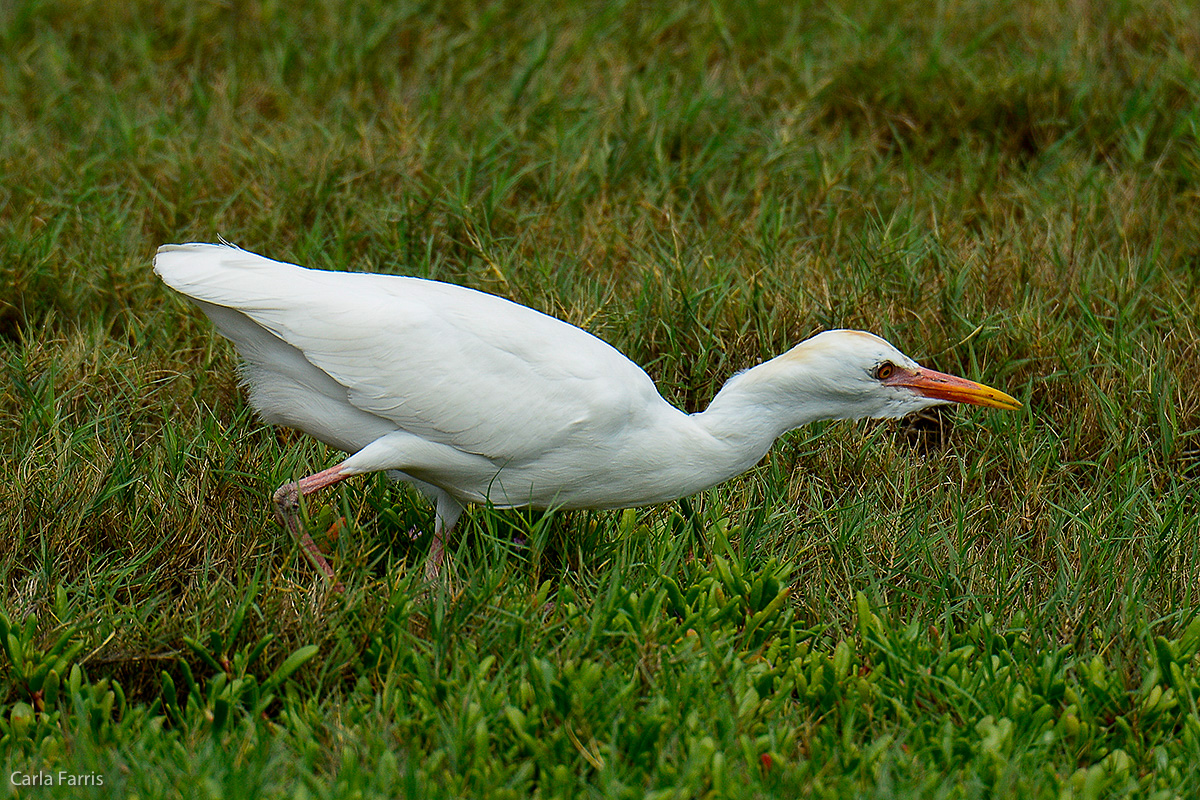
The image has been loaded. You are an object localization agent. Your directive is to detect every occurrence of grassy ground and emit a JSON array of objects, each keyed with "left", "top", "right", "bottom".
[{"left": 2, "top": 0, "right": 1200, "bottom": 796}]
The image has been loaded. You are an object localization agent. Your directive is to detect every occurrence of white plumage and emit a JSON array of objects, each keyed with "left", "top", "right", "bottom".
[{"left": 155, "top": 242, "right": 1019, "bottom": 587}]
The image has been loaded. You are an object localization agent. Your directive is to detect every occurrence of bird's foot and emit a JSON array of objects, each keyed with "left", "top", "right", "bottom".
[
  {"left": 273, "top": 480, "right": 343, "bottom": 593},
  {"left": 424, "top": 529, "right": 445, "bottom": 582},
  {"left": 272, "top": 481, "right": 300, "bottom": 523}
]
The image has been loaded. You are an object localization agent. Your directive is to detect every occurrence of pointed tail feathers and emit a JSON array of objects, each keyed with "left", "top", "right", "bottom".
[{"left": 153, "top": 242, "right": 310, "bottom": 309}]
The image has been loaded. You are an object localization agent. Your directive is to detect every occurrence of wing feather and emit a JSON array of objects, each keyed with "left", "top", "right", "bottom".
[{"left": 154, "top": 243, "right": 662, "bottom": 463}]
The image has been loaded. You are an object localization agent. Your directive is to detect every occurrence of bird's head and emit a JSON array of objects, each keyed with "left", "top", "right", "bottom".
[{"left": 728, "top": 330, "right": 1021, "bottom": 426}]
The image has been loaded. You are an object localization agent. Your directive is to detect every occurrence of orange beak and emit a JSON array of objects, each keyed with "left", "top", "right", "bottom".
[{"left": 884, "top": 366, "right": 1021, "bottom": 410}]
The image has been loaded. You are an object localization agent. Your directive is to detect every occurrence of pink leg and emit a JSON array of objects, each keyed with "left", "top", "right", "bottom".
[
  {"left": 425, "top": 519, "right": 445, "bottom": 581},
  {"left": 273, "top": 463, "right": 353, "bottom": 592},
  {"left": 424, "top": 493, "right": 463, "bottom": 581}
]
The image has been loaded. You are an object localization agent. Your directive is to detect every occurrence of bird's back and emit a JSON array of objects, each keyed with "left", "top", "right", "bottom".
[{"left": 154, "top": 244, "right": 669, "bottom": 484}]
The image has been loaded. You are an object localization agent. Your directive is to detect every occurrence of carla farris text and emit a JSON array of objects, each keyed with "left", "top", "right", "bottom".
[{"left": 11, "top": 771, "right": 105, "bottom": 787}]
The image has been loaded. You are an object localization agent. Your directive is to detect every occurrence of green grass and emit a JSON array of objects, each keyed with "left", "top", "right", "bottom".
[{"left": 3, "top": 0, "right": 1200, "bottom": 796}]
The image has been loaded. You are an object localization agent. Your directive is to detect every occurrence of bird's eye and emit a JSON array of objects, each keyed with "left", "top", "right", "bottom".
[{"left": 875, "top": 362, "right": 896, "bottom": 380}]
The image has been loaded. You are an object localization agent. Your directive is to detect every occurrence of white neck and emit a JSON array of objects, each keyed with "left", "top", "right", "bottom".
[
  {"left": 699, "top": 354, "right": 857, "bottom": 436},
  {"left": 640, "top": 356, "right": 851, "bottom": 501}
]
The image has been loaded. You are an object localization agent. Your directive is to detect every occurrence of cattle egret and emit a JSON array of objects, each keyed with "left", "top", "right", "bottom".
[{"left": 155, "top": 242, "right": 1020, "bottom": 587}]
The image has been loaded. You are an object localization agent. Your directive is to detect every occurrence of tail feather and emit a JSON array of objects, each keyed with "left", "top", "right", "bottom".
[{"left": 153, "top": 242, "right": 313, "bottom": 309}]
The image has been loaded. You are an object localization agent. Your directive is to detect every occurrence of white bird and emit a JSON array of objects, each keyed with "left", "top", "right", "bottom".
[{"left": 155, "top": 242, "right": 1020, "bottom": 588}]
